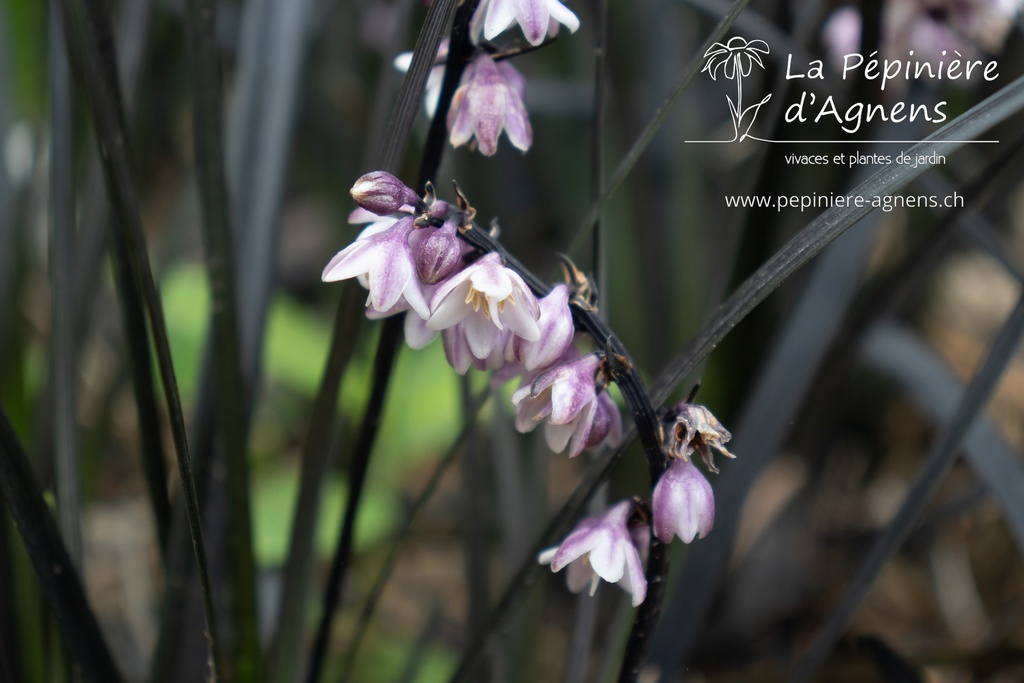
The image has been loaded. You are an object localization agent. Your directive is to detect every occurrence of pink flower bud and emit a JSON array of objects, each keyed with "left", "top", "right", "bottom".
[
  {"left": 415, "top": 220, "right": 463, "bottom": 284},
  {"left": 350, "top": 171, "right": 420, "bottom": 215}
]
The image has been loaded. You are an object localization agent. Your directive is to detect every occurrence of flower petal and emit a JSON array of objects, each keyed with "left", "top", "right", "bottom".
[
  {"left": 549, "top": 521, "right": 601, "bottom": 571},
  {"left": 405, "top": 312, "right": 438, "bottom": 349},
  {"left": 483, "top": 0, "right": 516, "bottom": 40},
  {"left": 544, "top": 419, "right": 576, "bottom": 453},
  {"left": 443, "top": 326, "right": 474, "bottom": 374},
  {"left": 546, "top": 0, "right": 579, "bottom": 33},
  {"left": 427, "top": 280, "right": 474, "bottom": 330},
  {"left": 321, "top": 240, "right": 374, "bottom": 283},
  {"left": 513, "top": 0, "right": 549, "bottom": 45},
  {"left": 463, "top": 311, "right": 500, "bottom": 359},
  {"left": 585, "top": 529, "right": 625, "bottom": 584},
  {"left": 448, "top": 87, "right": 475, "bottom": 148},
  {"left": 622, "top": 543, "right": 647, "bottom": 606}
]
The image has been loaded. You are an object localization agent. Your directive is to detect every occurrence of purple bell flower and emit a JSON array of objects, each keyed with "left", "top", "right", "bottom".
[
  {"left": 538, "top": 500, "right": 648, "bottom": 606},
  {"left": 652, "top": 458, "right": 715, "bottom": 544},
  {"left": 448, "top": 54, "right": 532, "bottom": 156},
  {"left": 322, "top": 216, "right": 430, "bottom": 319},
  {"left": 513, "top": 284, "right": 574, "bottom": 371},
  {"left": 512, "top": 350, "right": 620, "bottom": 458}
]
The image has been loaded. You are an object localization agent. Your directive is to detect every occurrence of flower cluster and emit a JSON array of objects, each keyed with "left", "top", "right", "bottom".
[
  {"left": 324, "top": 173, "right": 735, "bottom": 610},
  {"left": 540, "top": 401, "right": 730, "bottom": 604},
  {"left": 394, "top": 0, "right": 580, "bottom": 155},
  {"left": 323, "top": 171, "right": 622, "bottom": 453}
]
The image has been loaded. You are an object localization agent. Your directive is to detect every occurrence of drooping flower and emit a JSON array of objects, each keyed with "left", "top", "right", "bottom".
[
  {"left": 512, "top": 350, "right": 620, "bottom": 457},
  {"left": 448, "top": 54, "right": 532, "bottom": 156},
  {"left": 652, "top": 458, "right": 715, "bottom": 544},
  {"left": 322, "top": 216, "right": 430, "bottom": 319},
  {"left": 426, "top": 252, "right": 540, "bottom": 370},
  {"left": 663, "top": 402, "right": 736, "bottom": 473},
  {"left": 471, "top": 0, "right": 580, "bottom": 46},
  {"left": 513, "top": 284, "right": 575, "bottom": 371},
  {"left": 538, "top": 500, "right": 648, "bottom": 606}
]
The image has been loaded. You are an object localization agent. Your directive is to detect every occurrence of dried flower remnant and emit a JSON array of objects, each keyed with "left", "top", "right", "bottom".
[
  {"left": 663, "top": 402, "right": 737, "bottom": 473},
  {"left": 538, "top": 500, "right": 649, "bottom": 606},
  {"left": 648, "top": 402, "right": 732, "bottom": 545}
]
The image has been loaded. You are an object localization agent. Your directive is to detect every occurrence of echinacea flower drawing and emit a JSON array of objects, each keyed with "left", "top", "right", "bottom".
[{"left": 701, "top": 36, "right": 772, "bottom": 142}]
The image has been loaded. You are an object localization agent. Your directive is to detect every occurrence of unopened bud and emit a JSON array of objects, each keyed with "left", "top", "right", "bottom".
[
  {"left": 415, "top": 220, "right": 462, "bottom": 284},
  {"left": 350, "top": 171, "right": 420, "bottom": 215}
]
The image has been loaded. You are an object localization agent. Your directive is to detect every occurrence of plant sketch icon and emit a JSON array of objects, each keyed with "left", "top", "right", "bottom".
[{"left": 701, "top": 37, "right": 772, "bottom": 142}]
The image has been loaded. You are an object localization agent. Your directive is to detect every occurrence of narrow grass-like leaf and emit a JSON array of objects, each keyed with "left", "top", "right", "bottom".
[
  {"left": 792, "top": 290, "right": 1024, "bottom": 681},
  {"left": 182, "top": 0, "right": 261, "bottom": 678},
  {"left": 0, "top": 516, "right": 18, "bottom": 680},
  {"left": 54, "top": 0, "right": 221, "bottom": 676},
  {"left": 304, "top": 315, "right": 405, "bottom": 683},
  {"left": 0, "top": 408, "right": 124, "bottom": 683},
  {"left": 861, "top": 324, "right": 1024, "bottom": 552},
  {"left": 272, "top": 0, "right": 460, "bottom": 672},
  {"left": 48, "top": 3, "right": 82, "bottom": 569},
  {"left": 227, "top": 0, "right": 315, "bottom": 383},
  {"left": 339, "top": 394, "right": 490, "bottom": 681},
  {"left": 267, "top": 283, "right": 365, "bottom": 683},
  {"left": 176, "top": 0, "right": 316, "bottom": 673},
  {"left": 63, "top": 0, "right": 169, "bottom": 550}
]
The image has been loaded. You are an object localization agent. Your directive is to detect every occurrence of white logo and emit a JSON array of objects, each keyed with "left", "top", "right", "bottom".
[{"left": 699, "top": 37, "right": 772, "bottom": 142}]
